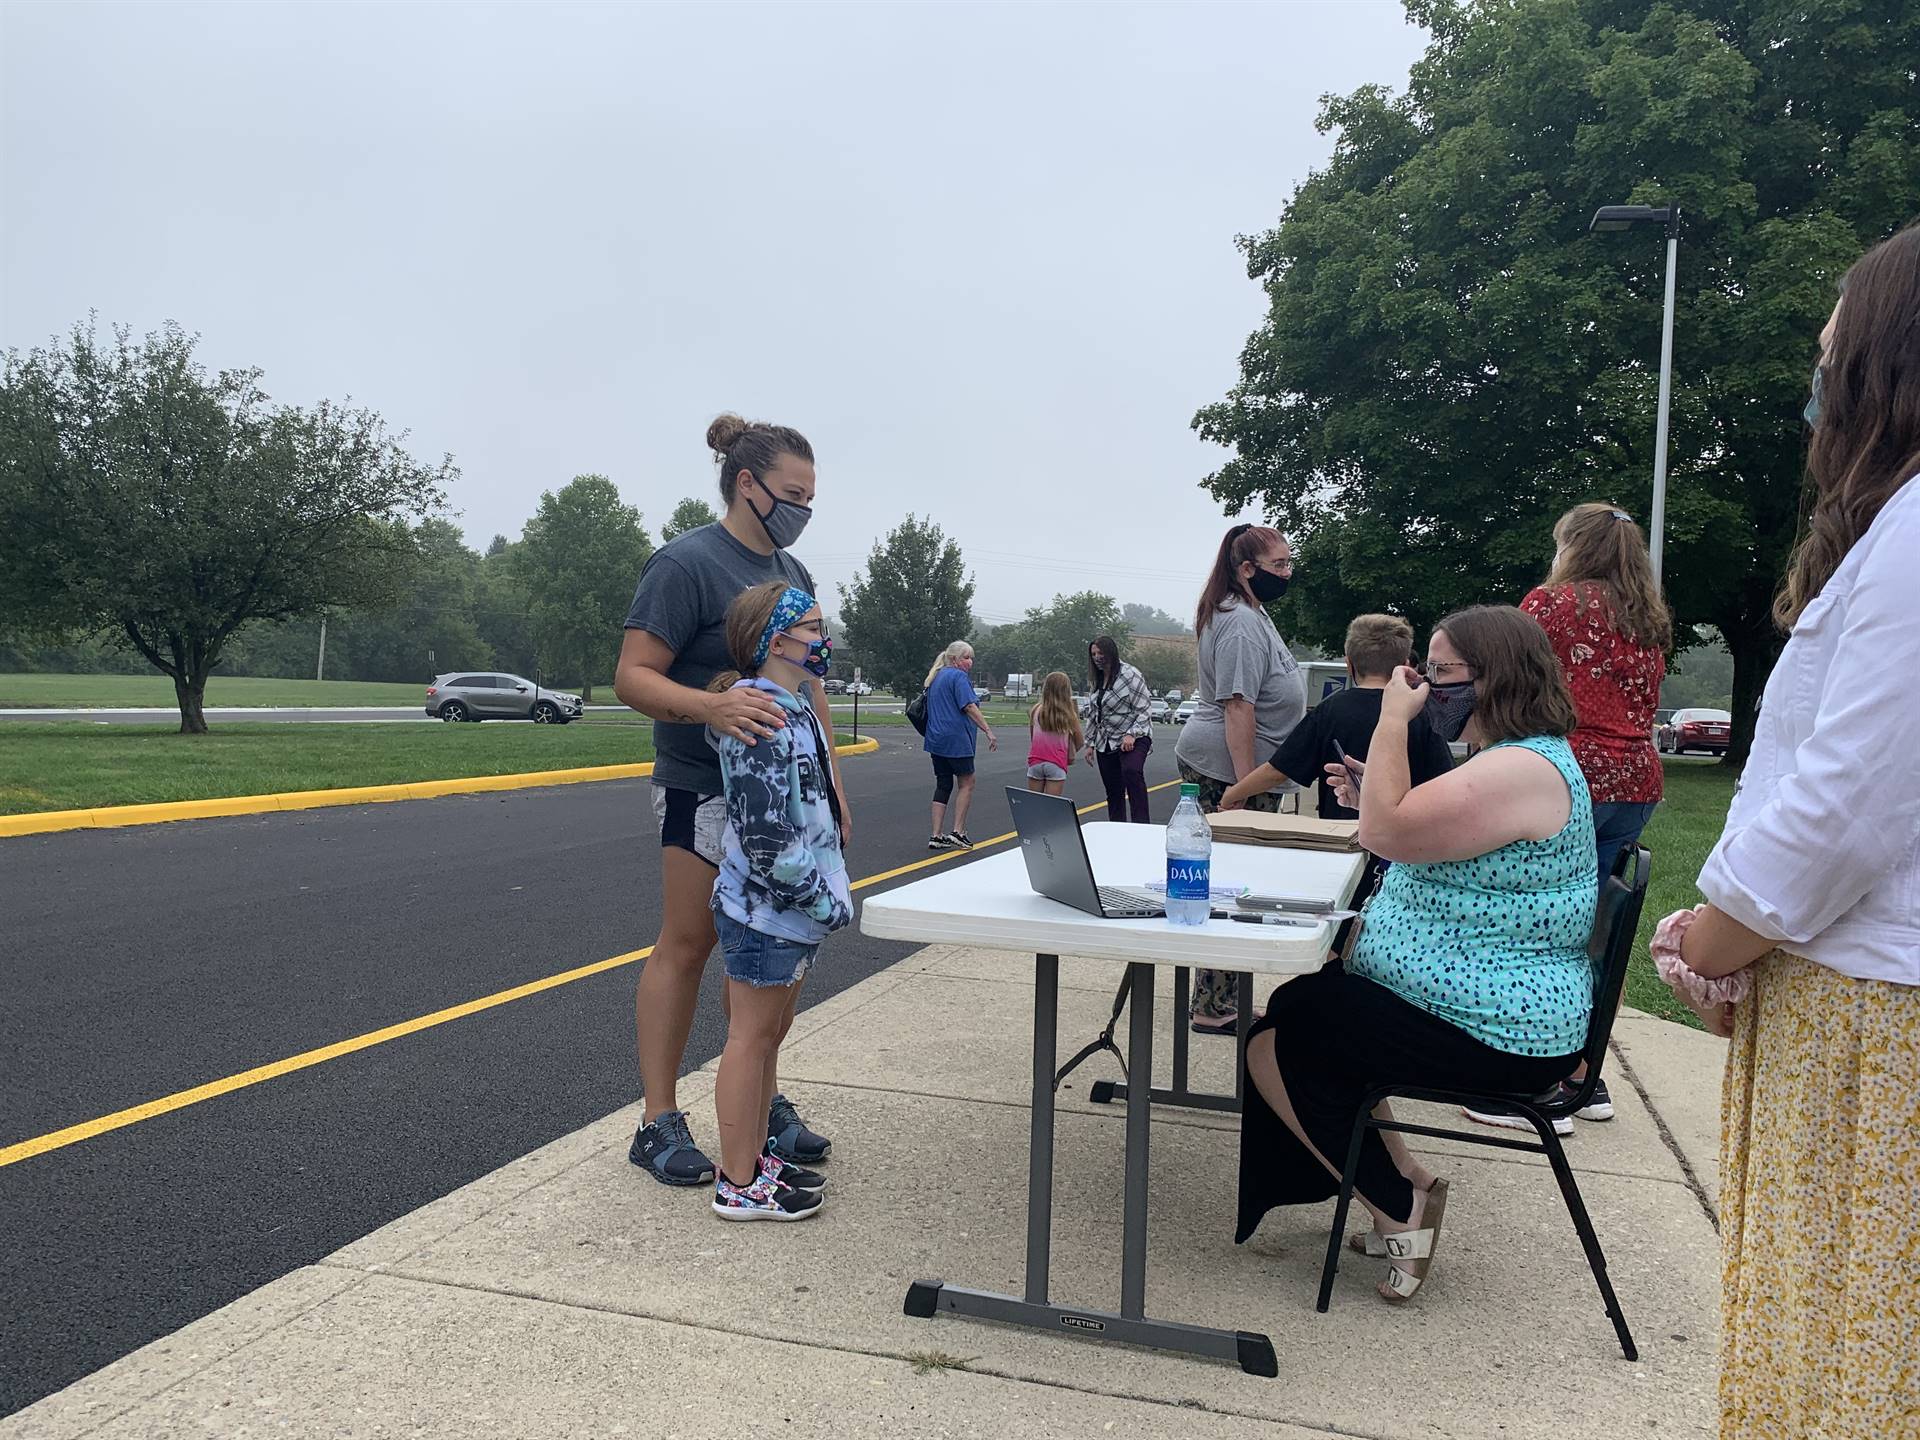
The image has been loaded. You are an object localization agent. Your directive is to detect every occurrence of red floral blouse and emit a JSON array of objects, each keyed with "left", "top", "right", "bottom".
[{"left": 1520, "top": 584, "right": 1665, "bottom": 804}]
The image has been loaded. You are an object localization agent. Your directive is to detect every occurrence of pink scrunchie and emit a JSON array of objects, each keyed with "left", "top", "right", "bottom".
[{"left": 1651, "top": 905, "right": 1751, "bottom": 1007}]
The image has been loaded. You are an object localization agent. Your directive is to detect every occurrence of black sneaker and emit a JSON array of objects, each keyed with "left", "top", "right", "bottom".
[
  {"left": 928, "top": 835, "right": 954, "bottom": 852},
  {"left": 629, "top": 1109, "right": 717, "bottom": 1186},
  {"left": 767, "top": 1092, "right": 832, "bottom": 1164},
  {"left": 946, "top": 831, "right": 975, "bottom": 850},
  {"left": 758, "top": 1150, "right": 827, "bottom": 1192},
  {"left": 1570, "top": 1078, "right": 1615, "bottom": 1122}
]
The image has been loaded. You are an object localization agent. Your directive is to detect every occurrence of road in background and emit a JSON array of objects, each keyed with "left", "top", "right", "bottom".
[
  {"left": 0, "top": 703, "right": 908, "bottom": 726},
  {"left": 0, "top": 727, "right": 1184, "bottom": 1415}
]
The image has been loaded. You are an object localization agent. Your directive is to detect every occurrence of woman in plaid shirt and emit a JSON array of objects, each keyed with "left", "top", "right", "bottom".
[{"left": 1083, "top": 635, "right": 1156, "bottom": 822}]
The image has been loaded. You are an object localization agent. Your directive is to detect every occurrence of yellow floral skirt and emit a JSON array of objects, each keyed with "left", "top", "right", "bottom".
[{"left": 1720, "top": 949, "right": 1920, "bottom": 1439}]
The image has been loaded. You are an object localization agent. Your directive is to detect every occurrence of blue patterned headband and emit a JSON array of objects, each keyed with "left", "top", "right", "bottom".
[{"left": 754, "top": 586, "right": 818, "bottom": 668}]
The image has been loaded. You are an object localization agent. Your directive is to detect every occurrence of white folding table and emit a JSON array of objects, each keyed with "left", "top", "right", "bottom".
[{"left": 860, "top": 821, "right": 1365, "bottom": 1375}]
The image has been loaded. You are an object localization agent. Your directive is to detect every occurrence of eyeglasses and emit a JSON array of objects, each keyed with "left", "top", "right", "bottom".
[
  {"left": 1255, "top": 556, "right": 1295, "bottom": 576},
  {"left": 1420, "top": 660, "right": 1474, "bottom": 681}
]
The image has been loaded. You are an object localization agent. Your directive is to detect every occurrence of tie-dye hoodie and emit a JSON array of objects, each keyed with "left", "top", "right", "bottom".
[{"left": 710, "top": 678, "right": 852, "bottom": 945}]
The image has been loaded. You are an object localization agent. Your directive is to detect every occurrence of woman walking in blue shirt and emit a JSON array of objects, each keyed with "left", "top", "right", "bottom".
[{"left": 922, "top": 640, "right": 997, "bottom": 851}]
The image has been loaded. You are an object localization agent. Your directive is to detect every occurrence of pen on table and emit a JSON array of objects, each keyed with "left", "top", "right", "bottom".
[{"left": 1228, "top": 912, "right": 1319, "bottom": 928}]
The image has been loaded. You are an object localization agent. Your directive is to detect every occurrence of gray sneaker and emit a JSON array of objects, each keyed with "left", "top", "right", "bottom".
[{"left": 630, "top": 1109, "right": 716, "bottom": 1186}]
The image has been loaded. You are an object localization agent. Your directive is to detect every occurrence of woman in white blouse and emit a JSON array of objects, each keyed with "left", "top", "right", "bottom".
[{"left": 1660, "top": 222, "right": 1920, "bottom": 1439}]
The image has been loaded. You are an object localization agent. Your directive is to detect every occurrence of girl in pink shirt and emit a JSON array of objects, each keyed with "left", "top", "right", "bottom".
[{"left": 1026, "top": 671, "right": 1084, "bottom": 795}]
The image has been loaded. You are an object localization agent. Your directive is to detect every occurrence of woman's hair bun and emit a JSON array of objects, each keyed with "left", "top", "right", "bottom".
[{"left": 706, "top": 413, "right": 750, "bottom": 455}]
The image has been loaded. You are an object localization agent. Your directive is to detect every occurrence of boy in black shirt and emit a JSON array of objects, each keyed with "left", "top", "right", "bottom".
[{"left": 1220, "top": 613, "right": 1453, "bottom": 820}]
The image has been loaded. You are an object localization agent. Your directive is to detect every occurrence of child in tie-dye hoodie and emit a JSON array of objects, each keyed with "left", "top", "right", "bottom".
[{"left": 704, "top": 581, "right": 849, "bottom": 1222}]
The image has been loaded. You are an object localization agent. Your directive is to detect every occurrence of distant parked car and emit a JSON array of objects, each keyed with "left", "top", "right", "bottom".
[
  {"left": 1148, "top": 697, "right": 1170, "bottom": 722},
  {"left": 973, "top": 686, "right": 993, "bottom": 704},
  {"left": 1174, "top": 699, "right": 1198, "bottom": 725},
  {"left": 426, "top": 673, "right": 583, "bottom": 724},
  {"left": 846, "top": 681, "right": 874, "bottom": 696},
  {"left": 1657, "top": 707, "right": 1731, "bottom": 755},
  {"left": 1164, "top": 688, "right": 1183, "bottom": 705},
  {"left": 822, "top": 678, "right": 847, "bottom": 695}
]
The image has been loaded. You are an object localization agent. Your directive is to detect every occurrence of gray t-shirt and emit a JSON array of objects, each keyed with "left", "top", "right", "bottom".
[
  {"left": 1174, "top": 598, "right": 1306, "bottom": 787},
  {"left": 623, "top": 522, "right": 814, "bottom": 795}
]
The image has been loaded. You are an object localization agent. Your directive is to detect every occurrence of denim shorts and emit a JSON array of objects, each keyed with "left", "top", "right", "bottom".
[
  {"left": 1026, "top": 761, "right": 1067, "bottom": 781},
  {"left": 714, "top": 909, "right": 818, "bottom": 989}
]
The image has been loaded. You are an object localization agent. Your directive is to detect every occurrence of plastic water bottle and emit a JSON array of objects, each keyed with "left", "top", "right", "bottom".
[{"left": 1165, "top": 782, "right": 1212, "bottom": 927}]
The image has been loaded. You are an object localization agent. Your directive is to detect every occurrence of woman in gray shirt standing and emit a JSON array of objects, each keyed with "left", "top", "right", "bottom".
[{"left": 1175, "top": 522, "right": 1306, "bottom": 1030}]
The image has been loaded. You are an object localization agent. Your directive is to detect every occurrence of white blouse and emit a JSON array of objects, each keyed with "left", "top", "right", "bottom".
[{"left": 1697, "top": 474, "right": 1920, "bottom": 985}]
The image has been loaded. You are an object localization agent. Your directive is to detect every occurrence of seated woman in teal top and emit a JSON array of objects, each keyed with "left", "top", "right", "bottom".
[{"left": 1234, "top": 605, "right": 1598, "bottom": 1304}]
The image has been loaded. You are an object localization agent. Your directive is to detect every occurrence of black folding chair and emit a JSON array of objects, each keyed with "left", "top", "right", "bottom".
[{"left": 1313, "top": 844, "right": 1652, "bottom": 1361}]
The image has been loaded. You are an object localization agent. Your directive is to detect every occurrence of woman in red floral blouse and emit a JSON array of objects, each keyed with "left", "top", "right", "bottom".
[
  {"left": 1481, "top": 503, "right": 1670, "bottom": 1127},
  {"left": 1522, "top": 502, "right": 1672, "bottom": 884}
]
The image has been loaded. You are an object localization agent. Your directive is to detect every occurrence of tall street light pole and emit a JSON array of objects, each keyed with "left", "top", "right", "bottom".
[{"left": 1589, "top": 203, "right": 1679, "bottom": 590}]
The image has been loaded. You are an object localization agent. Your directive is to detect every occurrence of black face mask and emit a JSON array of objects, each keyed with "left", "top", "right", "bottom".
[
  {"left": 1248, "top": 569, "right": 1290, "bottom": 603},
  {"left": 1421, "top": 680, "right": 1478, "bottom": 743},
  {"left": 747, "top": 482, "right": 812, "bottom": 550}
]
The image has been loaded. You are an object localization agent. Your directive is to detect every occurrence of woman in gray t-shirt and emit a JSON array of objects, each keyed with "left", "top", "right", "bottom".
[{"left": 1174, "top": 522, "right": 1306, "bottom": 1028}]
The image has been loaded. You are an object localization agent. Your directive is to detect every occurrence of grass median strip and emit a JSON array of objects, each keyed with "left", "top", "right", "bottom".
[{"left": 0, "top": 722, "right": 656, "bottom": 816}]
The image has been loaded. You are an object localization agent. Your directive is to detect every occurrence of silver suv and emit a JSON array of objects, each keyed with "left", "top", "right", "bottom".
[{"left": 425, "top": 673, "right": 583, "bottom": 724}]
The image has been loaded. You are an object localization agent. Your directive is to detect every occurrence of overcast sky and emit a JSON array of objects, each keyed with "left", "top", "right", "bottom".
[{"left": 1, "top": 1, "right": 1426, "bottom": 625}]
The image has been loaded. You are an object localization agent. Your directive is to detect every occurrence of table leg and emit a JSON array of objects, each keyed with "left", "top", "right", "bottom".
[
  {"left": 1027, "top": 952, "right": 1058, "bottom": 1304},
  {"left": 1091, "top": 968, "right": 1251, "bottom": 1116},
  {"left": 1171, "top": 965, "right": 1191, "bottom": 1093},
  {"left": 1121, "top": 962, "right": 1153, "bottom": 1318},
  {"left": 902, "top": 951, "right": 1276, "bottom": 1376}
]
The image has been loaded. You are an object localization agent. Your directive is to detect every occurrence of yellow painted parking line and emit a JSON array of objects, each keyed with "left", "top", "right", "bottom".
[{"left": 0, "top": 774, "right": 1179, "bottom": 1170}]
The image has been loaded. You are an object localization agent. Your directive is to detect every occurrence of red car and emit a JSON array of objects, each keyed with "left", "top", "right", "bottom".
[{"left": 1657, "top": 707, "right": 1732, "bottom": 756}]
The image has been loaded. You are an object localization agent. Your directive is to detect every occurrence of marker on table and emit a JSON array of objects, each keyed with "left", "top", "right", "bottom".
[{"left": 1229, "top": 912, "right": 1319, "bottom": 928}]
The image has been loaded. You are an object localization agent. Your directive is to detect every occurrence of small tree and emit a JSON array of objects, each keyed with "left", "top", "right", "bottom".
[
  {"left": 839, "top": 515, "right": 975, "bottom": 696},
  {"left": 517, "top": 475, "right": 652, "bottom": 701},
  {"left": 660, "top": 496, "right": 719, "bottom": 543},
  {"left": 0, "top": 321, "right": 453, "bottom": 732}
]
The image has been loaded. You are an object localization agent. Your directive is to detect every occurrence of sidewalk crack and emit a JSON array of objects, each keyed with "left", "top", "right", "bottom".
[{"left": 1607, "top": 1036, "right": 1719, "bottom": 1231}]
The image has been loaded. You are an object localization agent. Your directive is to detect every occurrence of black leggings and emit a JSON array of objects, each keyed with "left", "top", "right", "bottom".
[
  {"left": 930, "top": 753, "right": 973, "bottom": 804},
  {"left": 1235, "top": 963, "right": 1578, "bottom": 1241}
]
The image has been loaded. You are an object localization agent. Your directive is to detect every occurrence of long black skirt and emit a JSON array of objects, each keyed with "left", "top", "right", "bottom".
[{"left": 1234, "top": 962, "right": 1579, "bottom": 1243}]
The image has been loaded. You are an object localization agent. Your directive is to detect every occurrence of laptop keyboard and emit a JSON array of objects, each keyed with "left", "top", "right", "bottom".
[{"left": 1097, "top": 886, "right": 1164, "bottom": 915}]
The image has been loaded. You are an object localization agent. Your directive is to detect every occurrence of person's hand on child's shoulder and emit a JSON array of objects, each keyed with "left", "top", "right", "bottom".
[{"left": 709, "top": 685, "right": 786, "bottom": 744}]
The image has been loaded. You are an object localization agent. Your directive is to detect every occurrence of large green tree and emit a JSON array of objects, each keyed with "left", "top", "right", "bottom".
[
  {"left": 838, "top": 515, "right": 975, "bottom": 695},
  {"left": 517, "top": 475, "right": 651, "bottom": 701},
  {"left": 0, "top": 321, "right": 453, "bottom": 731},
  {"left": 1194, "top": 0, "right": 1920, "bottom": 766}
]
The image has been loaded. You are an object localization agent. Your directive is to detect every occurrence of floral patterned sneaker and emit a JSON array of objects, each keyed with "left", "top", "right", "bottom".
[{"left": 712, "top": 1171, "right": 823, "bottom": 1222}]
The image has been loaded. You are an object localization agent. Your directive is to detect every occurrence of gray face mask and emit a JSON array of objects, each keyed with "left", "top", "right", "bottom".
[
  {"left": 1804, "top": 362, "right": 1824, "bottom": 429},
  {"left": 747, "top": 484, "right": 812, "bottom": 550}
]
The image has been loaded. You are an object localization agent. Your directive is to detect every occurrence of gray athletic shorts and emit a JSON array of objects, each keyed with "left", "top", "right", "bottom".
[{"left": 1026, "top": 761, "right": 1068, "bottom": 781}]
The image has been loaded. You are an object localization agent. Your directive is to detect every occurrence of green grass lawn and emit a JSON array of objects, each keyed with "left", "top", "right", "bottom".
[
  {"left": 0, "top": 672, "right": 446, "bottom": 709},
  {"left": 1624, "top": 759, "right": 1739, "bottom": 1027},
  {"left": 0, "top": 723, "right": 655, "bottom": 815}
]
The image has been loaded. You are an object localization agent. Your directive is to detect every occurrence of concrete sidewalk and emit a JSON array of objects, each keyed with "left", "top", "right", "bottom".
[{"left": 7, "top": 947, "right": 1729, "bottom": 1439}]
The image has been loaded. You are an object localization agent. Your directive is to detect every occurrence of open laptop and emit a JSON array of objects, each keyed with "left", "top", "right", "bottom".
[{"left": 1006, "top": 788, "right": 1166, "bottom": 919}]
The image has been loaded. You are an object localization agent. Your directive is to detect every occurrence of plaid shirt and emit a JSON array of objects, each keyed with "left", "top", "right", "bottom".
[{"left": 1085, "top": 662, "right": 1153, "bottom": 751}]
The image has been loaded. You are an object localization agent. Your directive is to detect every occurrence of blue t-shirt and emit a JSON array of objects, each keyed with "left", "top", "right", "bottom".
[
  {"left": 1347, "top": 735, "right": 1598, "bottom": 1057},
  {"left": 923, "top": 666, "right": 979, "bottom": 758}
]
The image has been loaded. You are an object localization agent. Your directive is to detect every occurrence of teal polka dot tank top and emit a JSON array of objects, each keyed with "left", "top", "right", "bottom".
[{"left": 1348, "top": 734, "right": 1599, "bottom": 1057}]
